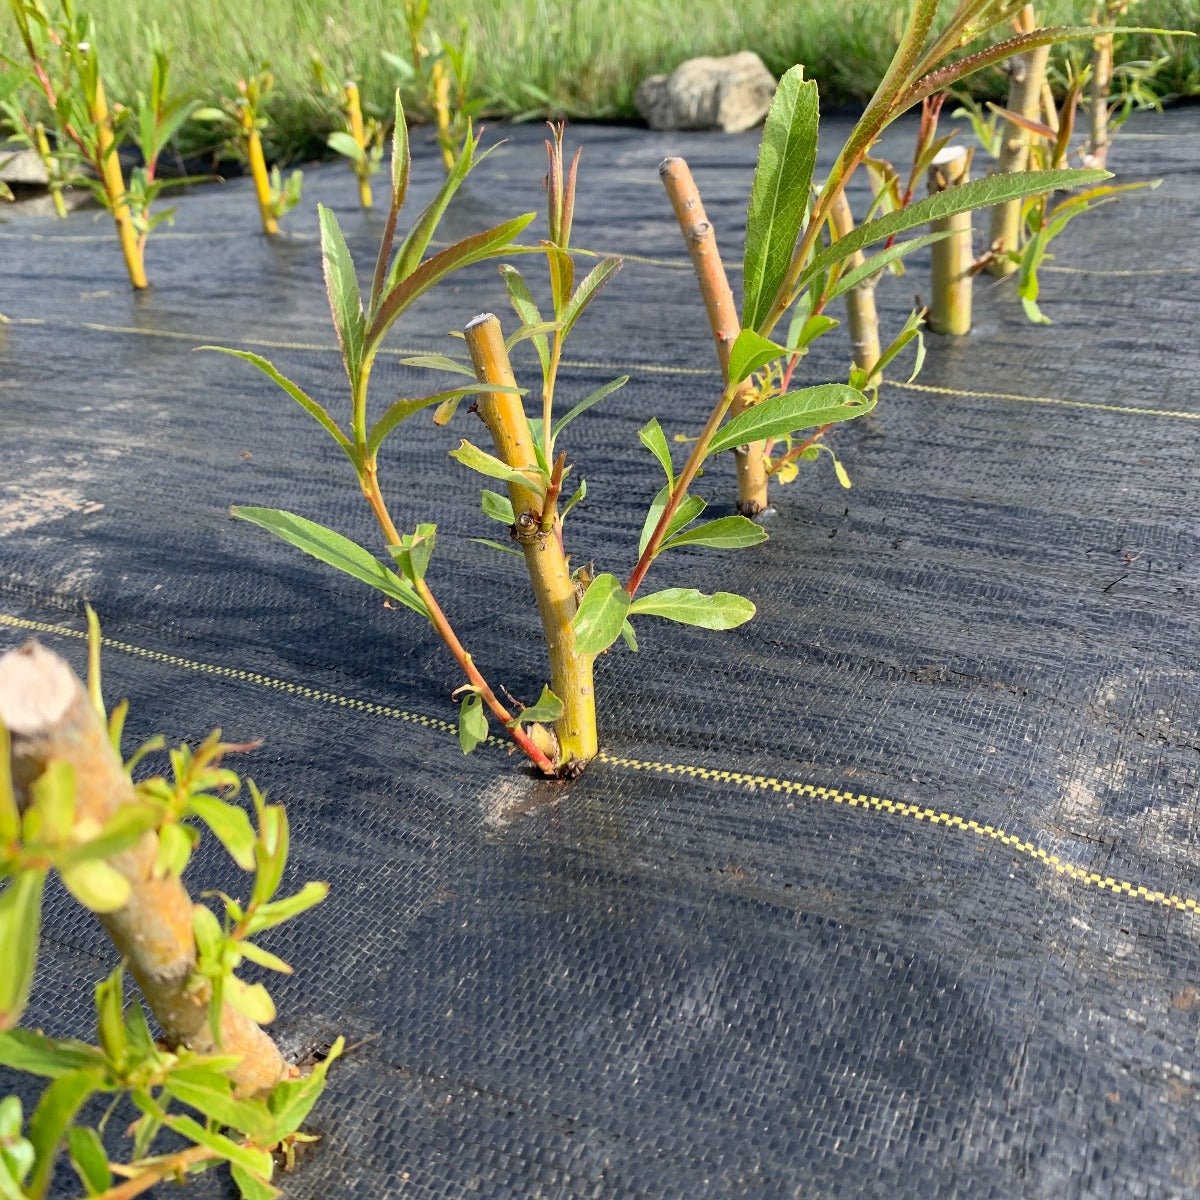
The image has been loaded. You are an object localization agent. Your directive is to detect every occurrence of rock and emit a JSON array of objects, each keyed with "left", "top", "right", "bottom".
[
  {"left": 635, "top": 52, "right": 777, "bottom": 133},
  {"left": 0, "top": 143, "right": 49, "bottom": 186}
]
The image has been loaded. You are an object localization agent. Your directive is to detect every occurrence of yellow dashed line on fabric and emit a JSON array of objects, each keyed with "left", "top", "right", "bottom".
[
  {"left": 14, "top": 317, "right": 1199, "bottom": 418},
  {"left": 3, "top": 611, "right": 1195, "bottom": 916},
  {"left": 891, "top": 378, "right": 1199, "bottom": 421}
]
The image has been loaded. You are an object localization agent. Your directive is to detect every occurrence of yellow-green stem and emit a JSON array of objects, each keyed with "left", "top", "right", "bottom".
[
  {"left": 33, "top": 123, "right": 67, "bottom": 219},
  {"left": 927, "top": 146, "right": 973, "bottom": 335},
  {"left": 1087, "top": 30, "right": 1115, "bottom": 168},
  {"left": 88, "top": 74, "right": 146, "bottom": 289},
  {"left": 988, "top": 4, "right": 1051, "bottom": 275},
  {"left": 345, "top": 82, "right": 373, "bottom": 209},
  {"left": 659, "top": 156, "right": 769, "bottom": 516},
  {"left": 432, "top": 60, "right": 454, "bottom": 175},
  {"left": 828, "top": 189, "right": 881, "bottom": 375},
  {"left": 0, "top": 643, "right": 284, "bottom": 1095},
  {"left": 464, "top": 314, "right": 598, "bottom": 770}
]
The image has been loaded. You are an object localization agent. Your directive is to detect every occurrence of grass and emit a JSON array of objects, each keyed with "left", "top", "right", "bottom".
[{"left": 4, "top": 0, "right": 1198, "bottom": 158}]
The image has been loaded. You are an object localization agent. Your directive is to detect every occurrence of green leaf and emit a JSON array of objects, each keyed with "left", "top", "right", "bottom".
[
  {"left": 572, "top": 573, "right": 631, "bottom": 657},
  {"left": 399, "top": 353, "right": 474, "bottom": 377},
  {"left": 388, "top": 523, "right": 437, "bottom": 583},
  {"left": 561, "top": 256, "right": 621, "bottom": 339},
  {"left": 727, "top": 329, "right": 786, "bottom": 385},
  {"left": 620, "top": 620, "right": 639, "bottom": 653},
  {"left": 265, "top": 1036, "right": 343, "bottom": 1139},
  {"left": 509, "top": 686, "right": 564, "bottom": 728},
  {"left": 67, "top": 1126, "right": 112, "bottom": 1195},
  {"left": 162, "top": 1111, "right": 274, "bottom": 1178},
  {"left": 551, "top": 375, "right": 628, "bottom": 440},
  {"left": 370, "top": 214, "right": 536, "bottom": 349},
  {"left": 480, "top": 490, "right": 515, "bottom": 525},
  {"left": 449, "top": 441, "right": 547, "bottom": 499},
  {"left": 0, "top": 870, "right": 45, "bottom": 1031},
  {"left": 368, "top": 383, "right": 522, "bottom": 457},
  {"left": 638, "top": 489, "right": 705, "bottom": 558},
  {"left": 458, "top": 692, "right": 488, "bottom": 754},
  {"left": 243, "top": 882, "right": 328, "bottom": 936},
  {"left": 61, "top": 804, "right": 157, "bottom": 866},
  {"left": 0, "top": 1031, "right": 104, "bottom": 1079},
  {"left": 823, "top": 231, "right": 953, "bottom": 303},
  {"left": 60, "top": 860, "right": 130, "bottom": 914},
  {"left": 230, "top": 1163, "right": 281, "bottom": 1200},
  {"left": 638, "top": 419, "right": 674, "bottom": 487},
  {"left": 326, "top": 130, "right": 364, "bottom": 162},
  {"left": 561, "top": 478, "right": 587, "bottom": 522},
  {"left": 708, "top": 384, "right": 875, "bottom": 456},
  {"left": 499, "top": 265, "right": 548, "bottom": 374},
  {"left": 470, "top": 537, "right": 522, "bottom": 558},
  {"left": 232, "top": 508, "right": 427, "bottom": 619},
  {"left": 27, "top": 761, "right": 74, "bottom": 844},
  {"left": 796, "top": 169, "right": 1111, "bottom": 299},
  {"left": 187, "top": 795, "right": 256, "bottom": 871},
  {"left": 317, "top": 205, "right": 366, "bottom": 386},
  {"left": 26, "top": 1069, "right": 105, "bottom": 1200},
  {"left": 389, "top": 89, "right": 410, "bottom": 205},
  {"left": 743, "top": 66, "right": 820, "bottom": 331},
  {"left": 662, "top": 515, "right": 768, "bottom": 552},
  {"left": 154, "top": 821, "right": 195, "bottom": 878},
  {"left": 628, "top": 589, "right": 755, "bottom": 630},
  {"left": 225, "top": 977, "right": 276, "bottom": 1025},
  {"left": 235, "top": 940, "right": 293, "bottom": 975},
  {"left": 94, "top": 966, "right": 126, "bottom": 1068},
  {"left": 196, "top": 348, "right": 355, "bottom": 463},
  {"left": 191, "top": 904, "right": 224, "bottom": 963}
]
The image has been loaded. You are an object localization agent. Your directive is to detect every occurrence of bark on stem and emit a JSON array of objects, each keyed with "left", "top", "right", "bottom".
[
  {"left": 988, "top": 4, "right": 1051, "bottom": 276},
  {"left": 927, "top": 146, "right": 973, "bottom": 335},
  {"left": 828, "top": 190, "right": 881, "bottom": 376},
  {"left": 242, "top": 111, "right": 278, "bottom": 237},
  {"left": 658, "top": 156, "right": 769, "bottom": 517},
  {"left": 464, "top": 314, "right": 597, "bottom": 771},
  {"left": 344, "top": 82, "right": 374, "bottom": 210},
  {"left": 88, "top": 75, "right": 146, "bottom": 289},
  {"left": 0, "top": 643, "right": 284, "bottom": 1096}
]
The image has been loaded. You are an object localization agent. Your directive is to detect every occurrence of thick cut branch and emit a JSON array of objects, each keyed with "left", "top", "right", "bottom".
[
  {"left": 927, "top": 146, "right": 973, "bottom": 335},
  {"left": 828, "top": 190, "right": 881, "bottom": 375},
  {"left": 89, "top": 75, "right": 146, "bottom": 289},
  {"left": 659, "top": 156, "right": 768, "bottom": 517},
  {"left": 242, "top": 110, "right": 278, "bottom": 237},
  {"left": 0, "top": 642, "right": 284, "bottom": 1096},
  {"left": 988, "top": 4, "right": 1051, "bottom": 275},
  {"left": 464, "top": 314, "right": 598, "bottom": 770}
]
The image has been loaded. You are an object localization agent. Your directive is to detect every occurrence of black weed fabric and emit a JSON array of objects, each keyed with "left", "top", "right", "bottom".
[{"left": 1, "top": 107, "right": 1199, "bottom": 1199}]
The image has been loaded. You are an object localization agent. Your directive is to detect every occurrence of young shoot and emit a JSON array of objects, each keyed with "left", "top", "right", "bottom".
[{"left": 311, "top": 51, "right": 385, "bottom": 209}]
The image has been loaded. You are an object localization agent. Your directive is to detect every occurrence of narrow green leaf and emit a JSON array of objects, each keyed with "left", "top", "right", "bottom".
[
  {"left": 390, "top": 89, "right": 410, "bottom": 205},
  {"left": 638, "top": 419, "right": 674, "bottom": 487},
  {"left": 628, "top": 588, "right": 756, "bottom": 630},
  {"left": 509, "top": 686, "right": 564, "bottom": 728},
  {"left": 197, "top": 347, "right": 355, "bottom": 462},
  {"left": 552, "top": 375, "right": 628, "bottom": 440},
  {"left": 317, "top": 205, "right": 366, "bottom": 385},
  {"left": 480, "top": 490, "right": 515, "bottom": 525},
  {"left": 572, "top": 573, "right": 631, "bottom": 657},
  {"left": 265, "top": 1036, "right": 343, "bottom": 1139},
  {"left": 60, "top": 804, "right": 157, "bottom": 867},
  {"left": 470, "top": 537, "right": 522, "bottom": 557},
  {"left": 232, "top": 508, "right": 427, "bottom": 619},
  {"left": 235, "top": 941, "right": 293, "bottom": 975},
  {"left": 326, "top": 130, "right": 364, "bottom": 162},
  {"left": 388, "top": 523, "right": 437, "bottom": 583},
  {"left": 0, "top": 1030, "right": 104, "bottom": 1079},
  {"left": 0, "top": 870, "right": 45, "bottom": 1031},
  {"left": 369, "top": 214, "right": 536, "bottom": 349},
  {"left": 796, "top": 169, "right": 1111, "bottom": 298},
  {"left": 244, "top": 881, "right": 329, "bottom": 935},
  {"left": 27, "top": 1069, "right": 105, "bottom": 1200},
  {"left": 67, "top": 1125, "right": 112, "bottom": 1195},
  {"left": 708, "top": 384, "right": 875, "bottom": 456},
  {"left": 823, "top": 231, "right": 953, "bottom": 303},
  {"left": 499, "top": 265, "right": 548, "bottom": 374},
  {"left": 230, "top": 1164, "right": 281, "bottom": 1200},
  {"left": 187, "top": 796, "right": 256, "bottom": 871},
  {"left": 399, "top": 353, "right": 474, "bottom": 377},
  {"left": 561, "top": 256, "right": 621, "bottom": 339},
  {"left": 727, "top": 329, "right": 787, "bottom": 385},
  {"left": 162, "top": 1111, "right": 273, "bottom": 1178},
  {"left": 368, "top": 384, "right": 521, "bottom": 456},
  {"left": 638, "top": 490, "right": 705, "bottom": 558},
  {"left": 620, "top": 620, "right": 639, "bottom": 653},
  {"left": 458, "top": 692, "right": 488, "bottom": 754},
  {"left": 662, "top": 515, "right": 769, "bottom": 552},
  {"left": 743, "top": 67, "right": 820, "bottom": 331},
  {"left": 449, "top": 441, "right": 547, "bottom": 498}
]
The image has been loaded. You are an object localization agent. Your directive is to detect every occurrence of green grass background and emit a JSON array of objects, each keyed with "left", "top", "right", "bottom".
[{"left": 5, "top": 0, "right": 1198, "bottom": 156}]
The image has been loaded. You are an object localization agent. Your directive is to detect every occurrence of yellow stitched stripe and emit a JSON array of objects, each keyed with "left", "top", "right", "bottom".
[
  {"left": 891, "top": 378, "right": 1200, "bottom": 422},
  {"left": 3, "top": 612, "right": 1195, "bottom": 915}
]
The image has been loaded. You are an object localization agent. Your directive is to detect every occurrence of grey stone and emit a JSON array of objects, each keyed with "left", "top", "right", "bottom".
[
  {"left": 0, "top": 143, "right": 49, "bottom": 186},
  {"left": 635, "top": 51, "right": 777, "bottom": 133}
]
